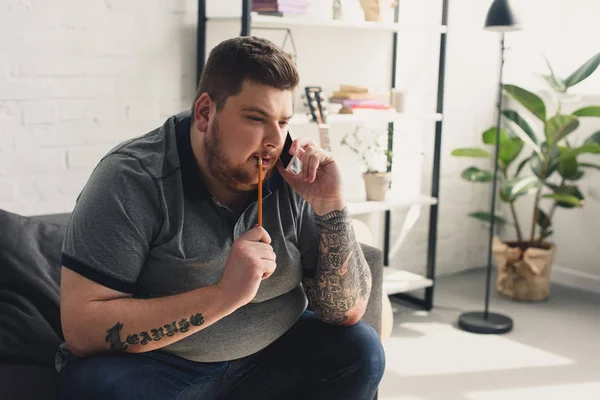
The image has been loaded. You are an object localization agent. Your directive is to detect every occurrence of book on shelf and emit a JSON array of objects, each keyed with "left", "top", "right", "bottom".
[
  {"left": 253, "top": 0, "right": 309, "bottom": 3},
  {"left": 253, "top": 0, "right": 309, "bottom": 14},
  {"left": 330, "top": 91, "right": 380, "bottom": 100}
]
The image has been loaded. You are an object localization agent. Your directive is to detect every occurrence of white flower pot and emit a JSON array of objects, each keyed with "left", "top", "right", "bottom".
[{"left": 363, "top": 172, "right": 392, "bottom": 201}]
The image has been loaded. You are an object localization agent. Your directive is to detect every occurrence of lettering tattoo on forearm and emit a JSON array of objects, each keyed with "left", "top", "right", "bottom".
[
  {"left": 305, "top": 207, "right": 371, "bottom": 324},
  {"left": 105, "top": 313, "right": 205, "bottom": 351}
]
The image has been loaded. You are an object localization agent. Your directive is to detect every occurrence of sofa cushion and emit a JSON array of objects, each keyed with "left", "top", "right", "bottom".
[
  {"left": 0, "top": 364, "right": 59, "bottom": 400},
  {"left": 0, "top": 209, "right": 67, "bottom": 367}
]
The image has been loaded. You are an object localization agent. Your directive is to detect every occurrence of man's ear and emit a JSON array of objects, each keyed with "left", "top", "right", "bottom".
[{"left": 193, "top": 93, "right": 213, "bottom": 132}]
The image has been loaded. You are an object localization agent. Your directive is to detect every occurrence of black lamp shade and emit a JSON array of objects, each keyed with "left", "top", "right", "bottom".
[{"left": 484, "top": 0, "right": 521, "bottom": 32}]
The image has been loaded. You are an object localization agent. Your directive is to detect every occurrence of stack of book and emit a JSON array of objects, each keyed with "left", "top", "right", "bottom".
[
  {"left": 329, "top": 85, "right": 392, "bottom": 114},
  {"left": 253, "top": 0, "right": 310, "bottom": 16}
]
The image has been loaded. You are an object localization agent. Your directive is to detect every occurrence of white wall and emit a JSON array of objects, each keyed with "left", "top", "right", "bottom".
[{"left": 0, "top": 0, "right": 597, "bottom": 284}]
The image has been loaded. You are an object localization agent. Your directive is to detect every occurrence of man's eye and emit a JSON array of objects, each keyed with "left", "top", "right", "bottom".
[
  {"left": 247, "top": 116, "right": 264, "bottom": 122},
  {"left": 279, "top": 121, "right": 289, "bottom": 127}
]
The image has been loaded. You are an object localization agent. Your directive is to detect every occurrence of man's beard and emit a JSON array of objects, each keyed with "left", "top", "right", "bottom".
[{"left": 204, "top": 119, "right": 276, "bottom": 192}]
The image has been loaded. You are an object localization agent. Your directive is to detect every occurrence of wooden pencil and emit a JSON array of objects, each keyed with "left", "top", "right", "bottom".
[{"left": 258, "top": 157, "right": 263, "bottom": 226}]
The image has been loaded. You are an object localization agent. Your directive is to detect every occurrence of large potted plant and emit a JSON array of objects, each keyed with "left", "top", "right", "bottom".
[
  {"left": 452, "top": 52, "right": 600, "bottom": 301},
  {"left": 341, "top": 126, "right": 393, "bottom": 201}
]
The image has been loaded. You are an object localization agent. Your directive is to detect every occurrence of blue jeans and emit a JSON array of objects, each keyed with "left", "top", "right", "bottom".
[{"left": 60, "top": 311, "right": 385, "bottom": 400}]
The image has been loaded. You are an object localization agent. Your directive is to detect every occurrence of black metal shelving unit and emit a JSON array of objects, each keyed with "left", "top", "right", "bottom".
[{"left": 196, "top": 0, "right": 449, "bottom": 311}]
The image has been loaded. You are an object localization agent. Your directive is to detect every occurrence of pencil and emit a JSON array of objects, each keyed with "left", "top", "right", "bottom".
[{"left": 258, "top": 157, "right": 263, "bottom": 226}]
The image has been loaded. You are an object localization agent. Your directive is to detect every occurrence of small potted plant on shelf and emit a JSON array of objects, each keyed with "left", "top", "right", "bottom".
[
  {"left": 451, "top": 52, "right": 600, "bottom": 302},
  {"left": 341, "top": 126, "right": 393, "bottom": 201}
]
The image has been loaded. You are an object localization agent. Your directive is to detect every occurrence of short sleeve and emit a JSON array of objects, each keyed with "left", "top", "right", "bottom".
[
  {"left": 61, "top": 153, "right": 162, "bottom": 294},
  {"left": 296, "top": 195, "right": 320, "bottom": 279}
]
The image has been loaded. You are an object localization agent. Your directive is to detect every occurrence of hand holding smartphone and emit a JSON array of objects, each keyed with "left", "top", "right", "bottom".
[{"left": 280, "top": 131, "right": 302, "bottom": 175}]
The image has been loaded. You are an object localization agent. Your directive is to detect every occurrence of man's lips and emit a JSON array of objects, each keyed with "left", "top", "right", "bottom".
[{"left": 254, "top": 156, "right": 275, "bottom": 166}]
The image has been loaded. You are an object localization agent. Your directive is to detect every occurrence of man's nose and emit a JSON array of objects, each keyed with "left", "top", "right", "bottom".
[{"left": 264, "top": 122, "right": 285, "bottom": 148}]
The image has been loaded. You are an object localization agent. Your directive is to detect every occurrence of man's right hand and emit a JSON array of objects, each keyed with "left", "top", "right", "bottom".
[{"left": 217, "top": 226, "right": 277, "bottom": 309}]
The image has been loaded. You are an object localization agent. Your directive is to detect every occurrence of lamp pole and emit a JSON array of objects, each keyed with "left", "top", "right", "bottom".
[
  {"left": 458, "top": 0, "right": 520, "bottom": 334},
  {"left": 484, "top": 32, "right": 505, "bottom": 320}
]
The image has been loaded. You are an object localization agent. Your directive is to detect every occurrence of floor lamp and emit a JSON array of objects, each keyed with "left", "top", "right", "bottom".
[{"left": 458, "top": 0, "right": 521, "bottom": 334}]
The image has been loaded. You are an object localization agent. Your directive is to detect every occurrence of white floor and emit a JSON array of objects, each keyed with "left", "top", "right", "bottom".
[{"left": 378, "top": 268, "right": 600, "bottom": 400}]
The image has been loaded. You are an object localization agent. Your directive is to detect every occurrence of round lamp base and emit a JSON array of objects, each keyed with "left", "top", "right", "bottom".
[{"left": 458, "top": 311, "right": 513, "bottom": 334}]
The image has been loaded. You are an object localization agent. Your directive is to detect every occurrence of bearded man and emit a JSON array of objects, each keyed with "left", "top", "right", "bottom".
[{"left": 57, "top": 36, "right": 385, "bottom": 400}]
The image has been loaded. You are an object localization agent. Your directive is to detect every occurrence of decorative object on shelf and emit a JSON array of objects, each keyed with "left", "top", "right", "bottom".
[
  {"left": 304, "top": 86, "right": 332, "bottom": 151},
  {"left": 457, "top": 0, "right": 521, "bottom": 335},
  {"left": 453, "top": 51, "right": 600, "bottom": 302},
  {"left": 362, "top": 172, "right": 393, "bottom": 201},
  {"left": 341, "top": 127, "right": 393, "bottom": 201},
  {"left": 332, "top": 0, "right": 342, "bottom": 20},
  {"left": 359, "top": 0, "right": 397, "bottom": 22},
  {"left": 390, "top": 88, "right": 406, "bottom": 113}
]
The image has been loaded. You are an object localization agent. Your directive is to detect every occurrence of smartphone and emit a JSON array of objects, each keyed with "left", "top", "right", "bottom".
[{"left": 280, "top": 131, "right": 302, "bottom": 175}]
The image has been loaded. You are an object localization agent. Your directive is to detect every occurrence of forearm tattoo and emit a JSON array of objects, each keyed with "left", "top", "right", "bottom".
[
  {"left": 105, "top": 313, "right": 205, "bottom": 351},
  {"left": 305, "top": 207, "right": 371, "bottom": 324}
]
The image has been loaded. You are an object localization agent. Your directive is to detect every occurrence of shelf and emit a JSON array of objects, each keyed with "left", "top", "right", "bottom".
[
  {"left": 200, "top": 0, "right": 448, "bottom": 311},
  {"left": 209, "top": 13, "right": 448, "bottom": 33},
  {"left": 290, "top": 112, "right": 442, "bottom": 126},
  {"left": 383, "top": 267, "right": 433, "bottom": 295},
  {"left": 347, "top": 195, "right": 437, "bottom": 216}
]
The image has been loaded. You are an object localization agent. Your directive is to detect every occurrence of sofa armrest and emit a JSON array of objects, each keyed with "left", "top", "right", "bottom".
[{"left": 360, "top": 243, "right": 383, "bottom": 337}]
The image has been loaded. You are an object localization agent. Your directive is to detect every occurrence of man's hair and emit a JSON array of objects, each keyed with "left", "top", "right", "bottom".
[{"left": 192, "top": 36, "right": 299, "bottom": 113}]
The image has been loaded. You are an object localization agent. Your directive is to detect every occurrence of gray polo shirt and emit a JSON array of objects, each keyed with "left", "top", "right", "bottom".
[{"left": 61, "top": 110, "right": 320, "bottom": 362}]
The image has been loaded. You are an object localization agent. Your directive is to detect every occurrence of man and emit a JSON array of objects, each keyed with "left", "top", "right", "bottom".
[{"left": 58, "top": 36, "right": 385, "bottom": 400}]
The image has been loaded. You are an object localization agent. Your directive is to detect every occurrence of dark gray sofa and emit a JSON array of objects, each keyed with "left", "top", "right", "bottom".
[{"left": 0, "top": 209, "right": 383, "bottom": 400}]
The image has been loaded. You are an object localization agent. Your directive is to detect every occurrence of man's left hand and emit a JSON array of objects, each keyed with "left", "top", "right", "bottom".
[{"left": 276, "top": 137, "right": 345, "bottom": 215}]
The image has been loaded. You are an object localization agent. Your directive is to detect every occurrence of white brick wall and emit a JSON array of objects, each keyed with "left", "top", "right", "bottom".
[{"left": 0, "top": 0, "right": 197, "bottom": 216}]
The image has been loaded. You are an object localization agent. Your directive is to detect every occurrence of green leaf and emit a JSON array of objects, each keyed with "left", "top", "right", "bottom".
[
  {"left": 504, "top": 84, "right": 547, "bottom": 121},
  {"left": 571, "top": 170, "right": 585, "bottom": 180},
  {"left": 580, "top": 162, "right": 600, "bottom": 171},
  {"left": 468, "top": 212, "right": 510, "bottom": 225},
  {"left": 572, "top": 106, "right": 600, "bottom": 117},
  {"left": 537, "top": 207, "right": 552, "bottom": 230},
  {"left": 539, "top": 74, "right": 567, "bottom": 93},
  {"left": 500, "top": 176, "right": 541, "bottom": 202},
  {"left": 514, "top": 156, "right": 530, "bottom": 177},
  {"left": 451, "top": 148, "right": 492, "bottom": 158},
  {"left": 499, "top": 137, "right": 524, "bottom": 167},
  {"left": 531, "top": 144, "right": 560, "bottom": 178},
  {"left": 502, "top": 110, "right": 542, "bottom": 156},
  {"left": 542, "top": 194, "right": 584, "bottom": 208},
  {"left": 544, "top": 115, "right": 579, "bottom": 144},
  {"left": 558, "top": 146, "right": 578, "bottom": 180},
  {"left": 461, "top": 167, "right": 493, "bottom": 182},
  {"left": 558, "top": 143, "right": 600, "bottom": 161},
  {"left": 499, "top": 187, "right": 511, "bottom": 203},
  {"left": 540, "top": 229, "right": 554, "bottom": 241},
  {"left": 545, "top": 184, "right": 585, "bottom": 209},
  {"left": 542, "top": 55, "right": 567, "bottom": 92},
  {"left": 584, "top": 131, "right": 600, "bottom": 146},
  {"left": 482, "top": 127, "right": 509, "bottom": 145},
  {"left": 564, "top": 52, "right": 600, "bottom": 88}
]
